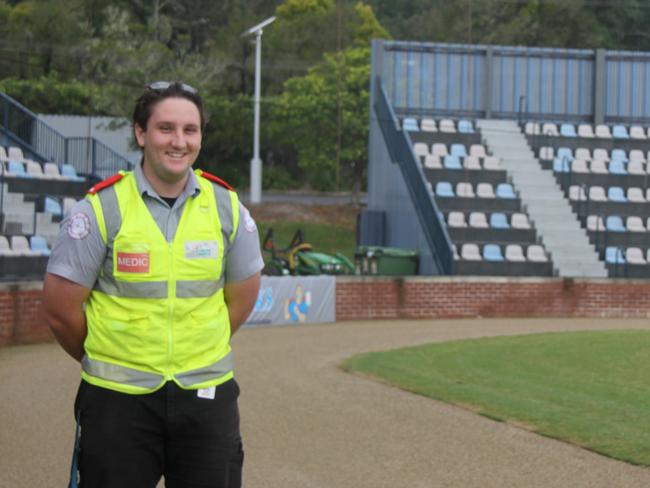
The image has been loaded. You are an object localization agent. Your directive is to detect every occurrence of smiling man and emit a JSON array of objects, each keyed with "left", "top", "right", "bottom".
[{"left": 41, "top": 82, "right": 263, "bottom": 488}]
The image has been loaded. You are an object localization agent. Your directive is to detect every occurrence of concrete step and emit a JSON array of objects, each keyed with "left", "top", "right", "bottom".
[{"left": 478, "top": 118, "right": 607, "bottom": 277}]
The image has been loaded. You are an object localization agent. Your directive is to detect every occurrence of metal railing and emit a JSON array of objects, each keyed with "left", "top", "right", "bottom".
[
  {"left": 374, "top": 77, "right": 454, "bottom": 274},
  {"left": 0, "top": 92, "right": 132, "bottom": 177}
]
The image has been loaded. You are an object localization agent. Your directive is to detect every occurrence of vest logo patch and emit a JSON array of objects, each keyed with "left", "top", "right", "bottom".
[
  {"left": 185, "top": 241, "right": 218, "bottom": 259},
  {"left": 117, "top": 252, "right": 150, "bottom": 273}
]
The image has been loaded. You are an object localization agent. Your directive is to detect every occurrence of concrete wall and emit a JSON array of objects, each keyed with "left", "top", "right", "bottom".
[{"left": 3, "top": 277, "right": 650, "bottom": 347}]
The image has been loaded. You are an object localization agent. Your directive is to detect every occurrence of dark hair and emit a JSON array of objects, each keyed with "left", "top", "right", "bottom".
[{"left": 132, "top": 82, "right": 208, "bottom": 131}]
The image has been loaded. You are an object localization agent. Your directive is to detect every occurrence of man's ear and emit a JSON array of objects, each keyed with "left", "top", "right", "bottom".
[{"left": 134, "top": 124, "right": 146, "bottom": 148}]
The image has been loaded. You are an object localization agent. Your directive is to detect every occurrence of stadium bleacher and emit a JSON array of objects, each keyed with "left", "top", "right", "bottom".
[
  {"left": 407, "top": 119, "right": 554, "bottom": 276},
  {"left": 0, "top": 144, "right": 87, "bottom": 280},
  {"left": 400, "top": 113, "right": 650, "bottom": 278},
  {"left": 527, "top": 122, "right": 650, "bottom": 278}
]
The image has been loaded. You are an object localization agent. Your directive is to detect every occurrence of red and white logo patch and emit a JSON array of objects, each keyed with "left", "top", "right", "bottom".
[
  {"left": 67, "top": 213, "right": 90, "bottom": 240},
  {"left": 116, "top": 252, "right": 150, "bottom": 273}
]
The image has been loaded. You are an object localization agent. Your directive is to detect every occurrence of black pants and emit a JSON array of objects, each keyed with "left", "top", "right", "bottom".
[{"left": 74, "top": 379, "right": 243, "bottom": 488}]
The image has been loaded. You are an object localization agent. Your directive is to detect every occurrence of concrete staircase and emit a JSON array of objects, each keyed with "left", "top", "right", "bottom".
[{"left": 476, "top": 119, "right": 608, "bottom": 278}]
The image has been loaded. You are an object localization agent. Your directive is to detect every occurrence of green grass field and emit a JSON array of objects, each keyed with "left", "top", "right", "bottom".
[
  {"left": 343, "top": 330, "right": 650, "bottom": 466},
  {"left": 257, "top": 221, "right": 357, "bottom": 263}
]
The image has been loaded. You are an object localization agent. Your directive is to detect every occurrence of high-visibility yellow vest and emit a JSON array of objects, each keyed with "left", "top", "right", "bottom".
[{"left": 82, "top": 169, "right": 239, "bottom": 394}]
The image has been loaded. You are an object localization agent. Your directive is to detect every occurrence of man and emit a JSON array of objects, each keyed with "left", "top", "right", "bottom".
[{"left": 41, "top": 81, "right": 263, "bottom": 488}]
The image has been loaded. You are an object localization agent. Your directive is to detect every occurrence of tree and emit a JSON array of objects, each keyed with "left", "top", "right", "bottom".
[{"left": 271, "top": 45, "right": 372, "bottom": 199}]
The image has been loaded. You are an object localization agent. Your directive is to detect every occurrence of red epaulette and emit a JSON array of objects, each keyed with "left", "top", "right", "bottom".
[
  {"left": 198, "top": 170, "right": 234, "bottom": 191},
  {"left": 87, "top": 172, "right": 125, "bottom": 195}
]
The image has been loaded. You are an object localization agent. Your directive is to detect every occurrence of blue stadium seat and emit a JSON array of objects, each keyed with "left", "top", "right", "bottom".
[
  {"left": 458, "top": 119, "right": 474, "bottom": 133},
  {"left": 490, "top": 212, "right": 510, "bottom": 229},
  {"left": 496, "top": 183, "right": 516, "bottom": 199},
  {"left": 435, "top": 181, "right": 454, "bottom": 197},
  {"left": 612, "top": 125, "right": 629, "bottom": 139},
  {"left": 450, "top": 144, "right": 467, "bottom": 158},
  {"left": 29, "top": 235, "right": 51, "bottom": 257},
  {"left": 483, "top": 244, "right": 504, "bottom": 261},
  {"left": 7, "top": 160, "right": 29, "bottom": 178},
  {"left": 553, "top": 157, "right": 571, "bottom": 172},
  {"left": 610, "top": 149, "right": 628, "bottom": 162},
  {"left": 402, "top": 117, "right": 419, "bottom": 132},
  {"left": 606, "top": 215, "right": 626, "bottom": 232},
  {"left": 607, "top": 187, "right": 627, "bottom": 202},
  {"left": 605, "top": 247, "right": 625, "bottom": 264},
  {"left": 44, "top": 196, "right": 62, "bottom": 216},
  {"left": 609, "top": 160, "right": 627, "bottom": 175},
  {"left": 61, "top": 164, "right": 85, "bottom": 181},
  {"left": 560, "top": 124, "right": 577, "bottom": 137},
  {"left": 443, "top": 155, "right": 462, "bottom": 170},
  {"left": 556, "top": 147, "right": 573, "bottom": 160}
]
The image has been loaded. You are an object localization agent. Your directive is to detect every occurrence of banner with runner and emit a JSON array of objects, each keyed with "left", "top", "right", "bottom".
[{"left": 244, "top": 276, "right": 336, "bottom": 327}]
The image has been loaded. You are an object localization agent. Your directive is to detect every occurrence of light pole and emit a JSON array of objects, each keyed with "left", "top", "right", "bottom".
[{"left": 242, "top": 16, "right": 276, "bottom": 204}]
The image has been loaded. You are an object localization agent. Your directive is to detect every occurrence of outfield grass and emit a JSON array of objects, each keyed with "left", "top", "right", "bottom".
[
  {"left": 343, "top": 330, "right": 650, "bottom": 466},
  {"left": 257, "top": 220, "right": 357, "bottom": 263}
]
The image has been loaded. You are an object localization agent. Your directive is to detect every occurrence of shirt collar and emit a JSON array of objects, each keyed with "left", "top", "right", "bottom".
[{"left": 134, "top": 162, "right": 201, "bottom": 200}]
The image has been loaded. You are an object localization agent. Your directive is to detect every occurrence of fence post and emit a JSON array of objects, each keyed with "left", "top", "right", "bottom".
[
  {"left": 91, "top": 139, "right": 97, "bottom": 177},
  {"left": 484, "top": 46, "right": 493, "bottom": 119},
  {"left": 593, "top": 48, "right": 606, "bottom": 125}
]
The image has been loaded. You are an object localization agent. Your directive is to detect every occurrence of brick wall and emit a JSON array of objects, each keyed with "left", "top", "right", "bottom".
[
  {"left": 0, "top": 282, "right": 51, "bottom": 347},
  {"left": 3, "top": 277, "right": 650, "bottom": 347},
  {"left": 336, "top": 276, "right": 650, "bottom": 320}
]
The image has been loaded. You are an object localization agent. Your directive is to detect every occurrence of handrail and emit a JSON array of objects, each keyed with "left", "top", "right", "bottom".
[
  {"left": 373, "top": 77, "right": 454, "bottom": 274},
  {"left": 517, "top": 95, "right": 527, "bottom": 126}
]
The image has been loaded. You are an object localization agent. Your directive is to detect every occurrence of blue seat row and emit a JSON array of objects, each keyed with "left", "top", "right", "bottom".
[{"left": 435, "top": 181, "right": 517, "bottom": 199}]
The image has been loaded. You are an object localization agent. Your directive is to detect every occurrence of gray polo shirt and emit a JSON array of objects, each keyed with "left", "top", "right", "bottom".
[{"left": 47, "top": 164, "right": 264, "bottom": 289}]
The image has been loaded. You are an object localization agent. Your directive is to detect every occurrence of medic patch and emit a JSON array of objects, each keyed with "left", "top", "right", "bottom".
[
  {"left": 185, "top": 241, "right": 218, "bottom": 259},
  {"left": 67, "top": 213, "right": 90, "bottom": 240},
  {"left": 243, "top": 208, "right": 257, "bottom": 233},
  {"left": 116, "top": 252, "right": 150, "bottom": 273}
]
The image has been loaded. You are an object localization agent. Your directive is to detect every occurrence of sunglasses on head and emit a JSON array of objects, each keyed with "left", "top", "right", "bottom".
[{"left": 146, "top": 81, "right": 198, "bottom": 94}]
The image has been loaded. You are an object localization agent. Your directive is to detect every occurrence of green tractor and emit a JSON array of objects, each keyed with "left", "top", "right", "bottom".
[{"left": 261, "top": 228, "right": 355, "bottom": 276}]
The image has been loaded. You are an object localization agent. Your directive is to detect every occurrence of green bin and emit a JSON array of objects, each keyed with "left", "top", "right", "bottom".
[{"left": 354, "top": 246, "right": 419, "bottom": 276}]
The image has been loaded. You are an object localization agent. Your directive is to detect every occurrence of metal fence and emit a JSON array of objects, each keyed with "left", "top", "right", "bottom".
[
  {"left": 377, "top": 40, "right": 650, "bottom": 124},
  {"left": 0, "top": 92, "right": 132, "bottom": 177}
]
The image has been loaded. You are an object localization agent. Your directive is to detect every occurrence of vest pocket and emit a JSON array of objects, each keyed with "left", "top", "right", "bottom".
[{"left": 99, "top": 310, "right": 155, "bottom": 358}]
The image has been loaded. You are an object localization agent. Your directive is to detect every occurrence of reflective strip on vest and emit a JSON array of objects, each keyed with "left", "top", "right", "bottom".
[
  {"left": 176, "top": 278, "right": 224, "bottom": 298},
  {"left": 82, "top": 355, "right": 163, "bottom": 389},
  {"left": 175, "top": 351, "right": 233, "bottom": 388},
  {"left": 98, "top": 185, "right": 122, "bottom": 240},
  {"left": 95, "top": 277, "right": 169, "bottom": 298},
  {"left": 212, "top": 184, "right": 237, "bottom": 250}
]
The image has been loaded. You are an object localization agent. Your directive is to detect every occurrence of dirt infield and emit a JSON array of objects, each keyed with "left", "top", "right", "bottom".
[{"left": 2, "top": 318, "right": 650, "bottom": 487}]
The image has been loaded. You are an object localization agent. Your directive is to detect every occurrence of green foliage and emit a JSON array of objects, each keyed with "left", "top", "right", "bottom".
[
  {"left": 200, "top": 94, "right": 254, "bottom": 187},
  {"left": 0, "top": 76, "right": 93, "bottom": 114},
  {"left": 262, "top": 165, "right": 299, "bottom": 190},
  {"left": 271, "top": 46, "right": 374, "bottom": 193},
  {"left": 344, "top": 330, "right": 650, "bottom": 466},
  {"left": 366, "top": 0, "right": 650, "bottom": 50},
  {"left": 5, "top": 0, "right": 650, "bottom": 192},
  {"left": 351, "top": 2, "right": 390, "bottom": 47}
]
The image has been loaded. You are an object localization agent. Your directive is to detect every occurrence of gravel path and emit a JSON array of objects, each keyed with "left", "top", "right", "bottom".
[{"left": 2, "top": 318, "right": 650, "bottom": 487}]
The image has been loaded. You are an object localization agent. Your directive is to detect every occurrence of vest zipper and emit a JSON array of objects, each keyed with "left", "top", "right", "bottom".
[{"left": 166, "top": 244, "right": 174, "bottom": 381}]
